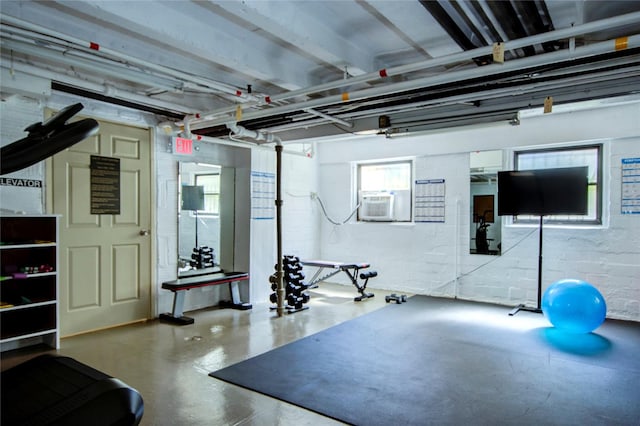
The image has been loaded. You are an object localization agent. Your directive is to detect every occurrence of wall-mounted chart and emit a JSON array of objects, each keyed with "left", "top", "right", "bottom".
[
  {"left": 415, "top": 179, "right": 445, "bottom": 223},
  {"left": 622, "top": 157, "right": 640, "bottom": 215}
]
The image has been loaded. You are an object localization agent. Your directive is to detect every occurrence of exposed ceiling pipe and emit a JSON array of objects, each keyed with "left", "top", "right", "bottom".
[
  {"left": 346, "top": 59, "right": 640, "bottom": 119},
  {"left": 1, "top": 61, "right": 193, "bottom": 115},
  {"left": 0, "top": 14, "right": 262, "bottom": 102},
  {"left": 183, "top": 114, "right": 282, "bottom": 147},
  {"left": 262, "top": 66, "right": 640, "bottom": 135},
  {"left": 303, "top": 108, "right": 352, "bottom": 127},
  {"left": 189, "top": 33, "right": 640, "bottom": 130},
  {"left": 1, "top": 38, "right": 184, "bottom": 93},
  {"left": 182, "top": 126, "right": 310, "bottom": 157},
  {"left": 193, "top": 10, "right": 640, "bottom": 120},
  {"left": 225, "top": 122, "right": 281, "bottom": 144}
]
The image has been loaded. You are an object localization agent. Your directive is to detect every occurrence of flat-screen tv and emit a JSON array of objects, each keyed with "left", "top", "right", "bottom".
[
  {"left": 497, "top": 167, "right": 588, "bottom": 216},
  {"left": 181, "top": 185, "right": 204, "bottom": 211}
]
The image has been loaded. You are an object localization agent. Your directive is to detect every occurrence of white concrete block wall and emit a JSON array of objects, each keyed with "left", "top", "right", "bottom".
[
  {"left": 249, "top": 146, "right": 320, "bottom": 304},
  {"left": 154, "top": 141, "right": 180, "bottom": 316},
  {"left": 249, "top": 147, "right": 277, "bottom": 304},
  {"left": 0, "top": 97, "right": 45, "bottom": 214},
  {"left": 313, "top": 101, "right": 640, "bottom": 321},
  {"left": 2, "top": 94, "right": 638, "bottom": 322},
  {"left": 282, "top": 149, "right": 320, "bottom": 258}
]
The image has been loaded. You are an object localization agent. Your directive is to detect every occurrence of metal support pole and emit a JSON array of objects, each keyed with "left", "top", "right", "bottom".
[
  {"left": 194, "top": 210, "right": 199, "bottom": 248},
  {"left": 275, "top": 144, "right": 285, "bottom": 316},
  {"left": 537, "top": 215, "right": 544, "bottom": 311},
  {"left": 509, "top": 215, "right": 544, "bottom": 316}
]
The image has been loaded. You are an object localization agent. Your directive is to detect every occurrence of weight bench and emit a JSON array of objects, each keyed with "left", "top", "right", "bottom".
[
  {"left": 300, "top": 260, "right": 376, "bottom": 301},
  {"left": 1, "top": 354, "right": 144, "bottom": 426},
  {"left": 160, "top": 271, "right": 252, "bottom": 325}
]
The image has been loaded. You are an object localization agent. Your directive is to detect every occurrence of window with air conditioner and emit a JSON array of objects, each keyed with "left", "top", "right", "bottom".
[{"left": 357, "top": 160, "right": 412, "bottom": 222}]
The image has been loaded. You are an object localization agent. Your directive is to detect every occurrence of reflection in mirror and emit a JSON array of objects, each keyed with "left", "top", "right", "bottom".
[
  {"left": 178, "top": 162, "right": 222, "bottom": 276},
  {"left": 470, "top": 150, "right": 502, "bottom": 255}
]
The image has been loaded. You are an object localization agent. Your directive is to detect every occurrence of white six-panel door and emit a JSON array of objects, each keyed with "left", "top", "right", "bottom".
[{"left": 50, "top": 117, "right": 152, "bottom": 336}]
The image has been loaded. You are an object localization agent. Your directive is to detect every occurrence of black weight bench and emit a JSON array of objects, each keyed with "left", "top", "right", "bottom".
[
  {"left": 300, "top": 260, "right": 376, "bottom": 301},
  {"left": 159, "top": 271, "right": 252, "bottom": 325},
  {"left": 1, "top": 354, "right": 144, "bottom": 426}
]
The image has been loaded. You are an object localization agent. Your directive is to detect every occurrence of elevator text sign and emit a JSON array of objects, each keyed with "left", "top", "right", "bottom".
[{"left": 0, "top": 178, "right": 43, "bottom": 188}]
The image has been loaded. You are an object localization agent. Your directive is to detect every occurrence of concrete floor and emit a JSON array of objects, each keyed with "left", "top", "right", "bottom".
[{"left": 2, "top": 283, "right": 401, "bottom": 426}]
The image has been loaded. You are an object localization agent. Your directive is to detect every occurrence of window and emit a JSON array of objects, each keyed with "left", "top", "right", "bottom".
[
  {"left": 514, "top": 145, "right": 602, "bottom": 224},
  {"left": 195, "top": 173, "right": 220, "bottom": 215},
  {"left": 357, "top": 160, "right": 412, "bottom": 222}
]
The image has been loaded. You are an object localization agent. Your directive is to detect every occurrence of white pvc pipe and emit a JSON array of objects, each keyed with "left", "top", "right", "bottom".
[
  {"left": 194, "top": 11, "right": 640, "bottom": 119},
  {"left": 332, "top": 64, "right": 640, "bottom": 123},
  {"left": 190, "top": 33, "right": 640, "bottom": 129},
  {"left": 3, "top": 61, "right": 193, "bottom": 114},
  {"left": 186, "top": 131, "right": 310, "bottom": 157},
  {"left": 303, "top": 108, "right": 352, "bottom": 127},
  {"left": 0, "top": 14, "right": 259, "bottom": 101},
  {"left": 2, "top": 38, "right": 183, "bottom": 92},
  {"left": 201, "top": 59, "right": 639, "bottom": 135},
  {"left": 226, "top": 122, "right": 281, "bottom": 144}
]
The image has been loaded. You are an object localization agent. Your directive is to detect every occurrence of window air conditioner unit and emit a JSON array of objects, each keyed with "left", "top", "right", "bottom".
[{"left": 360, "top": 193, "right": 394, "bottom": 221}]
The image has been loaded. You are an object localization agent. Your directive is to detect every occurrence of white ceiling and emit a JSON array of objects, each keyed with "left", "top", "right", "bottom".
[{"left": 1, "top": 0, "right": 640, "bottom": 141}]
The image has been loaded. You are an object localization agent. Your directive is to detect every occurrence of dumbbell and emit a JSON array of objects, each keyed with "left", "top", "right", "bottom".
[
  {"left": 385, "top": 293, "right": 408, "bottom": 304},
  {"left": 283, "top": 255, "right": 300, "bottom": 264},
  {"left": 286, "top": 272, "right": 305, "bottom": 283},
  {"left": 269, "top": 273, "right": 278, "bottom": 291},
  {"left": 287, "top": 293, "right": 303, "bottom": 306},
  {"left": 284, "top": 263, "right": 303, "bottom": 273}
]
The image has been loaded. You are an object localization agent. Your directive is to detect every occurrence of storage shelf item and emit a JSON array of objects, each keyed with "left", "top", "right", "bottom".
[{"left": 1, "top": 215, "right": 60, "bottom": 352}]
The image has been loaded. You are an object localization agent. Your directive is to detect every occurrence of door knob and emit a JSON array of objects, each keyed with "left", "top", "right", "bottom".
[{"left": 139, "top": 229, "right": 150, "bottom": 236}]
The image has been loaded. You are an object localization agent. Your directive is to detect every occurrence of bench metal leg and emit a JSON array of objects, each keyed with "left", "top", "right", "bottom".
[
  {"left": 159, "top": 290, "right": 195, "bottom": 325},
  {"left": 343, "top": 268, "right": 374, "bottom": 301},
  {"left": 219, "top": 281, "right": 253, "bottom": 310},
  {"left": 173, "top": 291, "right": 186, "bottom": 317}
]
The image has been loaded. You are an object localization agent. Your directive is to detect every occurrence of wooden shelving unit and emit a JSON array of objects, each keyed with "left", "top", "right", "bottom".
[{"left": 1, "top": 215, "right": 60, "bottom": 352}]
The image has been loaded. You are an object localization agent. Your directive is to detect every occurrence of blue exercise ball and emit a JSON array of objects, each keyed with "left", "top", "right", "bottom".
[{"left": 542, "top": 279, "right": 607, "bottom": 334}]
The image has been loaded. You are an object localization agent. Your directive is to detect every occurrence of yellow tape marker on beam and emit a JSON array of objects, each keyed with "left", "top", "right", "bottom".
[
  {"left": 236, "top": 105, "right": 243, "bottom": 121},
  {"left": 544, "top": 96, "right": 553, "bottom": 114},
  {"left": 342, "top": 92, "right": 350, "bottom": 102},
  {"left": 492, "top": 42, "right": 505, "bottom": 64},
  {"left": 615, "top": 37, "right": 628, "bottom": 51}
]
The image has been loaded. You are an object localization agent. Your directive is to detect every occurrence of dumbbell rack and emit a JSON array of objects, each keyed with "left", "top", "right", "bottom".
[
  {"left": 190, "top": 246, "right": 215, "bottom": 269},
  {"left": 269, "top": 255, "right": 310, "bottom": 314}
]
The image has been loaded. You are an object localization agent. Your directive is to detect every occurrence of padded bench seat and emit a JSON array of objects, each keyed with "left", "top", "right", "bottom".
[
  {"left": 159, "top": 271, "right": 252, "bottom": 325},
  {"left": 1, "top": 354, "right": 144, "bottom": 426}
]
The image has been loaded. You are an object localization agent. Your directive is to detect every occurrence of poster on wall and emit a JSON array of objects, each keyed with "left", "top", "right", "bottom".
[
  {"left": 415, "top": 179, "right": 445, "bottom": 223},
  {"left": 251, "top": 171, "right": 275, "bottom": 220},
  {"left": 90, "top": 155, "right": 121, "bottom": 215},
  {"left": 621, "top": 157, "right": 640, "bottom": 215}
]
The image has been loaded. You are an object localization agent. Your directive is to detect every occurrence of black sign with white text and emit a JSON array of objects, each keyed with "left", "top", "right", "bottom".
[{"left": 90, "top": 155, "right": 121, "bottom": 215}]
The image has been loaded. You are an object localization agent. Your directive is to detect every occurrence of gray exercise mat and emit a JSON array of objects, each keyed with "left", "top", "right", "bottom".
[{"left": 210, "top": 296, "right": 640, "bottom": 425}]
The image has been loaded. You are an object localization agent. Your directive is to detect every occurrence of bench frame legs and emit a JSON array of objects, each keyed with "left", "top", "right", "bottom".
[
  {"left": 160, "top": 281, "right": 252, "bottom": 325},
  {"left": 306, "top": 266, "right": 375, "bottom": 301}
]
